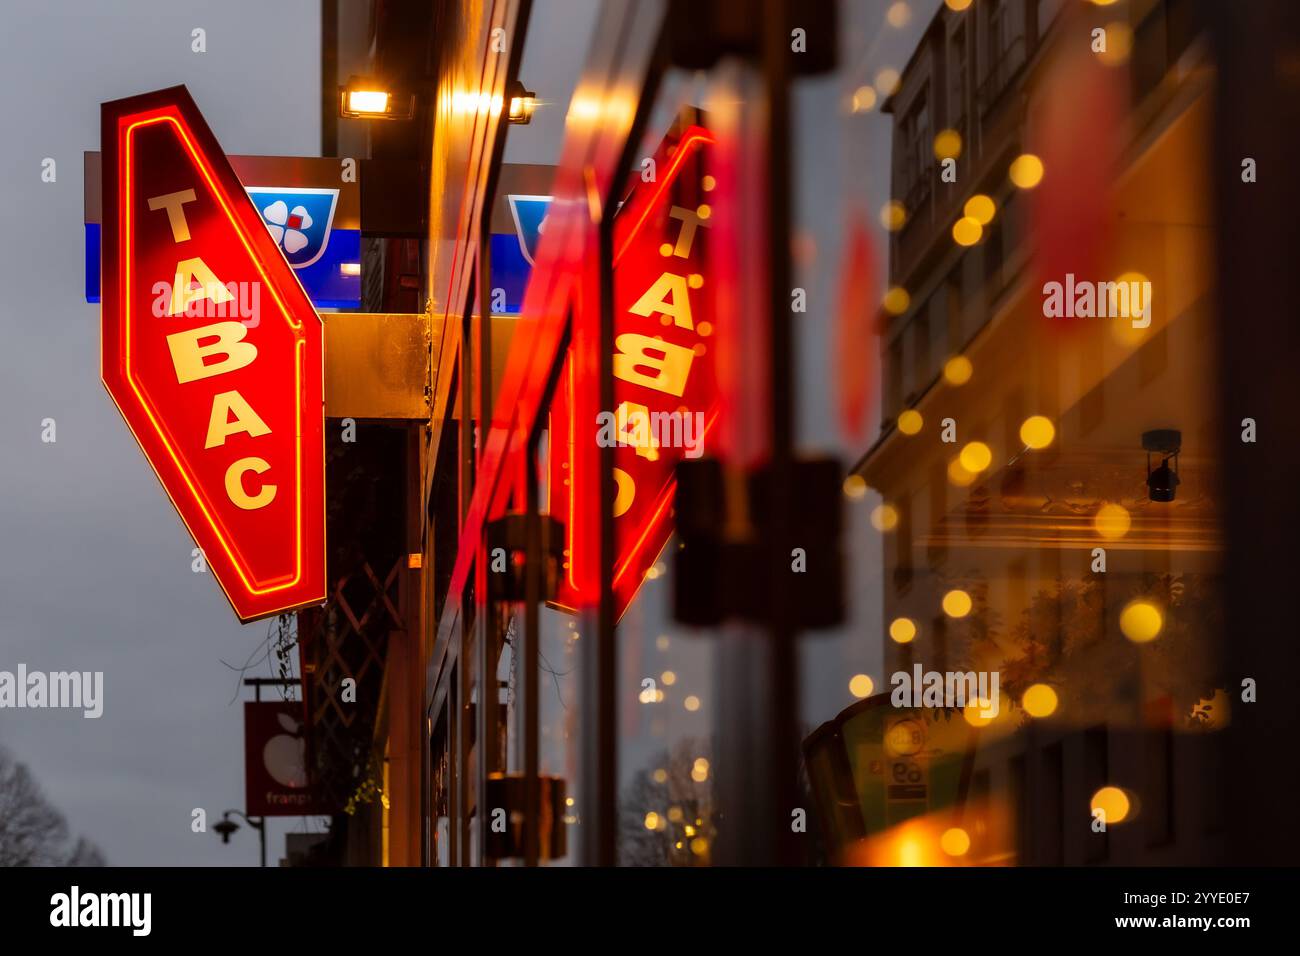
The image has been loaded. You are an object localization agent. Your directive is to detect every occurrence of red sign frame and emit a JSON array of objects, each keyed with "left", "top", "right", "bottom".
[
  {"left": 101, "top": 86, "right": 325, "bottom": 623},
  {"left": 547, "top": 123, "right": 718, "bottom": 619}
]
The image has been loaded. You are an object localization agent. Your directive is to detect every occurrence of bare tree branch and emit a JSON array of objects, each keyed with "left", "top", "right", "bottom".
[{"left": 0, "top": 746, "right": 106, "bottom": 866}]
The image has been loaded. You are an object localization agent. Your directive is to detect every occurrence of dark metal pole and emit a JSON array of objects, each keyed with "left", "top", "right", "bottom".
[
  {"left": 523, "top": 439, "right": 541, "bottom": 865},
  {"left": 592, "top": 217, "right": 619, "bottom": 867},
  {"left": 243, "top": 676, "right": 300, "bottom": 698},
  {"left": 760, "top": 0, "right": 802, "bottom": 867},
  {"left": 585, "top": 23, "right": 669, "bottom": 868},
  {"left": 221, "top": 810, "right": 267, "bottom": 868},
  {"left": 1210, "top": 0, "right": 1300, "bottom": 866}
]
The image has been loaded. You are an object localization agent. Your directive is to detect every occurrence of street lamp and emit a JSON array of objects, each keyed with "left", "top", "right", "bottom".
[
  {"left": 1142, "top": 429, "right": 1182, "bottom": 502},
  {"left": 506, "top": 79, "right": 536, "bottom": 125},
  {"left": 339, "top": 74, "right": 415, "bottom": 120},
  {"left": 215, "top": 809, "right": 267, "bottom": 867}
]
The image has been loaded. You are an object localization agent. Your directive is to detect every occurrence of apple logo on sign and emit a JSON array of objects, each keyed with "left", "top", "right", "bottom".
[{"left": 263, "top": 712, "right": 309, "bottom": 789}]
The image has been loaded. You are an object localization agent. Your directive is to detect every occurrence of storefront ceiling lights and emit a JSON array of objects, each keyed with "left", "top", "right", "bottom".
[
  {"left": 507, "top": 80, "right": 536, "bottom": 125},
  {"left": 339, "top": 75, "right": 414, "bottom": 120}
]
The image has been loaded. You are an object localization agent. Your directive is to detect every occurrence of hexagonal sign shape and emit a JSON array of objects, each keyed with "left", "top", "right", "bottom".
[
  {"left": 546, "top": 123, "right": 717, "bottom": 620},
  {"left": 100, "top": 86, "right": 325, "bottom": 623}
]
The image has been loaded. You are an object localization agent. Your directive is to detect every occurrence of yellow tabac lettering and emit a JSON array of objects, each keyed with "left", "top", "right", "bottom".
[
  {"left": 629, "top": 273, "right": 694, "bottom": 330},
  {"left": 612, "top": 467, "right": 635, "bottom": 518},
  {"left": 166, "top": 321, "right": 257, "bottom": 384},
  {"left": 147, "top": 188, "right": 198, "bottom": 242},
  {"left": 204, "top": 391, "right": 271, "bottom": 449},
  {"left": 612, "top": 334, "right": 694, "bottom": 397},
  {"left": 224, "top": 457, "right": 277, "bottom": 510},
  {"left": 616, "top": 401, "right": 659, "bottom": 461},
  {"left": 668, "top": 205, "right": 710, "bottom": 258},
  {"left": 168, "top": 257, "right": 235, "bottom": 316}
]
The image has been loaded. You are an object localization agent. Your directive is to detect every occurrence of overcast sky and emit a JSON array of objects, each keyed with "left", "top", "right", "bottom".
[{"left": 0, "top": 0, "right": 321, "bottom": 866}]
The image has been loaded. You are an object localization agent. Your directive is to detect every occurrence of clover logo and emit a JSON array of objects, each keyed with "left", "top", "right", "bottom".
[
  {"left": 261, "top": 199, "right": 314, "bottom": 256},
  {"left": 245, "top": 186, "right": 340, "bottom": 269}
]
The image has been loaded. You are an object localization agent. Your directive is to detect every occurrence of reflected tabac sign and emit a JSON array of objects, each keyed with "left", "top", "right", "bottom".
[
  {"left": 100, "top": 87, "right": 325, "bottom": 623},
  {"left": 548, "top": 123, "right": 717, "bottom": 619}
]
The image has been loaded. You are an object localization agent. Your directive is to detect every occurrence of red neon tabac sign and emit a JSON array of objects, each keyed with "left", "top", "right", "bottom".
[
  {"left": 100, "top": 86, "right": 325, "bottom": 622},
  {"left": 549, "top": 123, "right": 717, "bottom": 619}
]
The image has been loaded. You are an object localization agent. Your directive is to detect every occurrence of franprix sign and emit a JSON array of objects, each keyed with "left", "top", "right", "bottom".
[
  {"left": 101, "top": 87, "right": 325, "bottom": 623},
  {"left": 244, "top": 701, "right": 325, "bottom": 816},
  {"left": 548, "top": 124, "right": 717, "bottom": 619}
]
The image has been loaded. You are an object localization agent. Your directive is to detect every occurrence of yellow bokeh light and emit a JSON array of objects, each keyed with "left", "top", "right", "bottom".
[
  {"left": 963, "top": 194, "right": 996, "bottom": 225},
  {"left": 843, "top": 474, "right": 867, "bottom": 499},
  {"left": 943, "top": 355, "right": 973, "bottom": 385},
  {"left": 875, "top": 68, "right": 901, "bottom": 96},
  {"left": 690, "top": 836, "right": 710, "bottom": 855},
  {"left": 883, "top": 285, "right": 911, "bottom": 315},
  {"left": 1116, "top": 271, "right": 1150, "bottom": 309},
  {"left": 1098, "top": 21, "right": 1134, "bottom": 66},
  {"left": 952, "top": 216, "right": 983, "bottom": 246},
  {"left": 871, "top": 503, "right": 900, "bottom": 532},
  {"left": 959, "top": 441, "right": 993, "bottom": 473},
  {"left": 1091, "top": 786, "right": 1131, "bottom": 825},
  {"left": 850, "top": 85, "right": 878, "bottom": 113},
  {"left": 889, "top": 617, "right": 917, "bottom": 643},
  {"left": 886, "top": 2, "right": 911, "bottom": 28},
  {"left": 644, "top": 811, "right": 661, "bottom": 830},
  {"left": 1019, "top": 415, "right": 1056, "bottom": 450},
  {"left": 1093, "top": 502, "right": 1131, "bottom": 540},
  {"left": 942, "top": 589, "right": 972, "bottom": 618},
  {"left": 881, "top": 200, "right": 908, "bottom": 231},
  {"left": 1022, "top": 683, "right": 1059, "bottom": 718},
  {"left": 898, "top": 837, "right": 925, "bottom": 867},
  {"left": 653, "top": 768, "right": 668, "bottom": 783},
  {"left": 945, "top": 0, "right": 973, "bottom": 10},
  {"left": 661, "top": 670, "right": 677, "bottom": 686},
  {"left": 1110, "top": 271, "right": 1152, "bottom": 347},
  {"left": 940, "top": 827, "right": 971, "bottom": 856},
  {"left": 1009, "top": 153, "right": 1045, "bottom": 189},
  {"left": 947, "top": 457, "right": 976, "bottom": 487},
  {"left": 933, "top": 128, "right": 962, "bottom": 161},
  {"left": 684, "top": 695, "right": 702, "bottom": 712},
  {"left": 668, "top": 806, "right": 683, "bottom": 822},
  {"left": 963, "top": 698, "right": 996, "bottom": 727},
  {"left": 1120, "top": 600, "right": 1164, "bottom": 644},
  {"left": 897, "top": 409, "right": 923, "bottom": 435},
  {"left": 849, "top": 674, "right": 874, "bottom": 699},
  {"left": 691, "top": 757, "right": 709, "bottom": 783}
]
